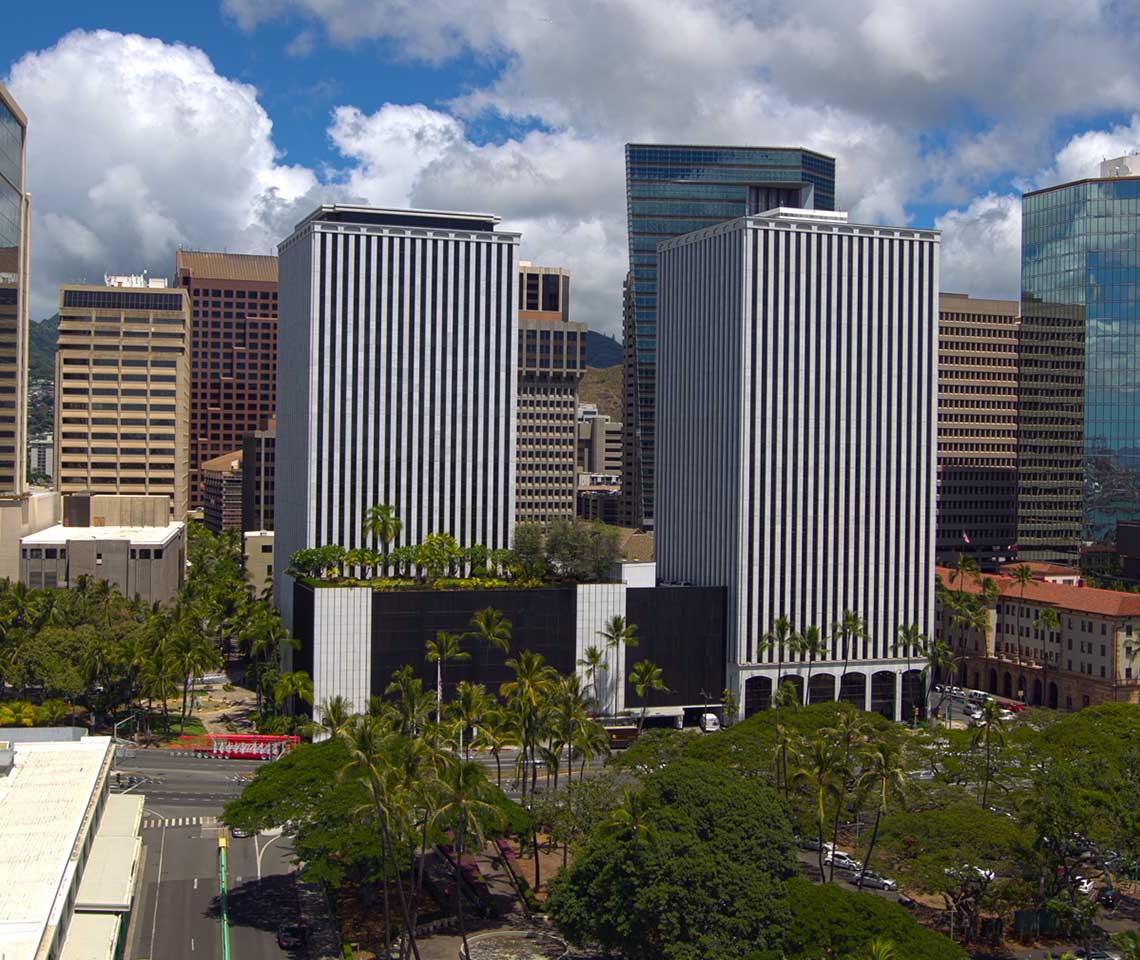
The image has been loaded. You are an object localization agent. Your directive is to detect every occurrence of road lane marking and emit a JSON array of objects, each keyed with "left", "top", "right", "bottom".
[
  {"left": 193, "top": 877, "right": 198, "bottom": 890},
  {"left": 147, "top": 819, "right": 167, "bottom": 959}
]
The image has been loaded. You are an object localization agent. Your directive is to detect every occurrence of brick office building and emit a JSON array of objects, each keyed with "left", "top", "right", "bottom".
[{"left": 174, "top": 252, "right": 277, "bottom": 510}]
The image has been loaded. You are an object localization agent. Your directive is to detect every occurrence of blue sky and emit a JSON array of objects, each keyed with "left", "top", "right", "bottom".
[{"left": 5, "top": 1, "right": 1140, "bottom": 332}]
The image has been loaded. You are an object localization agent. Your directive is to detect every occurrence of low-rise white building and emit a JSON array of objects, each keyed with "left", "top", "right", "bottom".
[{"left": 0, "top": 735, "right": 143, "bottom": 960}]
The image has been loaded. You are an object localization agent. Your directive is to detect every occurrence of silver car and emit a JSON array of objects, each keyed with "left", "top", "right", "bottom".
[{"left": 848, "top": 871, "right": 897, "bottom": 891}]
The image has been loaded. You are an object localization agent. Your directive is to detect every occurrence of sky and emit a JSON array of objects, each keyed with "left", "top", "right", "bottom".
[{"left": 5, "top": 1, "right": 1140, "bottom": 335}]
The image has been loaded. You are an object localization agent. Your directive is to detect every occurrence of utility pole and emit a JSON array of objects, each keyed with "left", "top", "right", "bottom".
[{"left": 218, "top": 833, "right": 231, "bottom": 960}]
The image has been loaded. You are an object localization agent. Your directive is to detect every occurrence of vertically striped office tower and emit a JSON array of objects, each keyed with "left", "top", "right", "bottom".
[
  {"left": 656, "top": 208, "right": 939, "bottom": 721},
  {"left": 275, "top": 206, "right": 520, "bottom": 628}
]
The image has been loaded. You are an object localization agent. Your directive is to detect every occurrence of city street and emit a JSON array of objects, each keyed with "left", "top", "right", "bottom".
[{"left": 118, "top": 750, "right": 302, "bottom": 960}]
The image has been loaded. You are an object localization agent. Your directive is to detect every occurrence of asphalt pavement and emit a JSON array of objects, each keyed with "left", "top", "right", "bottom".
[{"left": 121, "top": 751, "right": 303, "bottom": 960}]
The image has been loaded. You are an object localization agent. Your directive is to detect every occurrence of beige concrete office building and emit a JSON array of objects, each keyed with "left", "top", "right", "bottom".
[
  {"left": 516, "top": 263, "right": 585, "bottom": 523},
  {"left": 55, "top": 276, "right": 190, "bottom": 518},
  {"left": 20, "top": 521, "right": 185, "bottom": 606},
  {"left": 937, "top": 292, "right": 1020, "bottom": 568}
]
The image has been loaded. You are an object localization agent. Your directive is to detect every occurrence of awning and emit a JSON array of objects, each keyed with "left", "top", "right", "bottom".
[{"left": 58, "top": 912, "right": 121, "bottom": 960}]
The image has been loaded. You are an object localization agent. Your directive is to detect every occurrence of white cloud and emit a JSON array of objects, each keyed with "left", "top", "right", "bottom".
[
  {"left": 935, "top": 193, "right": 1022, "bottom": 302},
  {"left": 6, "top": 29, "right": 322, "bottom": 319}
]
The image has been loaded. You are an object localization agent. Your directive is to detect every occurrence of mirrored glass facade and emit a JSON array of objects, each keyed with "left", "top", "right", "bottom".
[
  {"left": 0, "top": 84, "right": 27, "bottom": 495},
  {"left": 1021, "top": 176, "right": 1140, "bottom": 552},
  {"left": 623, "top": 144, "right": 835, "bottom": 526}
]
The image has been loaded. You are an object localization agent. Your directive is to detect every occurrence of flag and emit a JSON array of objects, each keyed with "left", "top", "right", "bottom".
[{"left": 961, "top": 531, "right": 971, "bottom": 544}]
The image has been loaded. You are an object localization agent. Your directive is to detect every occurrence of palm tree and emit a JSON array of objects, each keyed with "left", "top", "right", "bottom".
[
  {"left": 859, "top": 939, "right": 899, "bottom": 960},
  {"left": 500, "top": 651, "right": 557, "bottom": 799},
  {"left": 315, "top": 694, "right": 354, "bottom": 739},
  {"left": 923, "top": 635, "right": 957, "bottom": 722},
  {"left": 433, "top": 760, "right": 502, "bottom": 959},
  {"left": 449, "top": 681, "right": 490, "bottom": 760},
  {"left": 597, "top": 786, "right": 655, "bottom": 852},
  {"left": 385, "top": 665, "right": 433, "bottom": 738},
  {"left": 425, "top": 631, "right": 470, "bottom": 724},
  {"left": 576, "top": 644, "right": 607, "bottom": 714},
  {"left": 362, "top": 504, "right": 402, "bottom": 573},
  {"left": 793, "top": 736, "right": 844, "bottom": 878},
  {"left": 772, "top": 722, "right": 799, "bottom": 801},
  {"left": 896, "top": 623, "right": 926, "bottom": 723},
  {"left": 970, "top": 699, "right": 1008, "bottom": 808},
  {"left": 339, "top": 715, "right": 422, "bottom": 960},
  {"left": 553, "top": 672, "right": 591, "bottom": 786},
  {"left": 598, "top": 615, "right": 638, "bottom": 716},
  {"left": 1036, "top": 606, "right": 1061, "bottom": 707},
  {"left": 472, "top": 707, "right": 516, "bottom": 787},
  {"left": 629, "top": 659, "right": 667, "bottom": 734},
  {"left": 762, "top": 615, "right": 795, "bottom": 720},
  {"left": 829, "top": 711, "right": 871, "bottom": 881},
  {"left": 949, "top": 597, "right": 987, "bottom": 695},
  {"left": 274, "top": 670, "right": 314, "bottom": 717},
  {"left": 833, "top": 610, "right": 867, "bottom": 708},
  {"left": 800, "top": 625, "right": 825, "bottom": 707},
  {"left": 949, "top": 553, "right": 981, "bottom": 592},
  {"left": 1010, "top": 564, "right": 1034, "bottom": 677},
  {"left": 856, "top": 741, "right": 907, "bottom": 891},
  {"left": 467, "top": 606, "right": 512, "bottom": 655}
]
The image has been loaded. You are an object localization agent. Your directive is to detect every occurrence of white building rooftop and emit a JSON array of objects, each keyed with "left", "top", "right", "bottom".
[
  {"left": 0, "top": 737, "right": 114, "bottom": 960},
  {"left": 21, "top": 522, "right": 183, "bottom": 547},
  {"left": 757, "top": 206, "right": 851, "bottom": 223}
]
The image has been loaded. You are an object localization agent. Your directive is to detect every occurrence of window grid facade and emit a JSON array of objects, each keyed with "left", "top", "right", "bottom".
[
  {"left": 623, "top": 143, "right": 836, "bottom": 528},
  {"left": 936, "top": 293, "right": 1020, "bottom": 567},
  {"left": 516, "top": 264, "right": 584, "bottom": 523},
  {"left": 54, "top": 285, "right": 190, "bottom": 517},
  {"left": 275, "top": 207, "right": 519, "bottom": 628},
  {"left": 174, "top": 251, "right": 278, "bottom": 510},
  {"left": 657, "top": 213, "right": 938, "bottom": 719},
  {"left": 1020, "top": 173, "right": 1140, "bottom": 557}
]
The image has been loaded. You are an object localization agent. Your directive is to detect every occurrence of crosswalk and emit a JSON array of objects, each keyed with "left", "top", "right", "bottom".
[{"left": 142, "top": 815, "right": 219, "bottom": 829}]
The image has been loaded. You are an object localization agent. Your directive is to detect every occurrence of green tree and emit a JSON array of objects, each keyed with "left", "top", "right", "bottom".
[
  {"left": 362, "top": 504, "right": 402, "bottom": 570},
  {"left": 1112, "top": 930, "right": 1140, "bottom": 960},
  {"left": 896, "top": 623, "right": 926, "bottom": 722},
  {"left": 274, "top": 670, "right": 314, "bottom": 716},
  {"left": 315, "top": 694, "right": 354, "bottom": 739},
  {"left": 448, "top": 680, "right": 490, "bottom": 759},
  {"left": 1010, "top": 564, "right": 1034, "bottom": 681},
  {"left": 467, "top": 606, "right": 512, "bottom": 655},
  {"left": 547, "top": 759, "right": 796, "bottom": 960},
  {"left": 577, "top": 644, "right": 607, "bottom": 713},
  {"left": 969, "top": 699, "right": 1008, "bottom": 808},
  {"left": 793, "top": 735, "right": 844, "bottom": 877},
  {"left": 782, "top": 877, "right": 963, "bottom": 960},
  {"left": 425, "top": 631, "right": 470, "bottom": 724},
  {"left": 511, "top": 522, "right": 548, "bottom": 578},
  {"left": 434, "top": 760, "right": 502, "bottom": 957},
  {"left": 800, "top": 625, "right": 825, "bottom": 707},
  {"left": 1036, "top": 606, "right": 1061, "bottom": 706},
  {"left": 856, "top": 740, "right": 907, "bottom": 892},
  {"left": 629, "top": 659, "right": 667, "bottom": 734},
  {"left": 833, "top": 610, "right": 867, "bottom": 709},
  {"left": 829, "top": 710, "right": 871, "bottom": 880},
  {"left": 599, "top": 615, "right": 638, "bottom": 716},
  {"left": 762, "top": 615, "right": 796, "bottom": 722}
]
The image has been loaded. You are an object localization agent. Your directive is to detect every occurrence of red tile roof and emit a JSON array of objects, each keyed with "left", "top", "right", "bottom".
[
  {"left": 997, "top": 561, "right": 1079, "bottom": 578},
  {"left": 935, "top": 566, "right": 1140, "bottom": 617}
]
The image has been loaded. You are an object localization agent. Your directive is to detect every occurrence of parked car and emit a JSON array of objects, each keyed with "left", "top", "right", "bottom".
[
  {"left": 698, "top": 712, "right": 721, "bottom": 733},
  {"left": 797, "top": 836, "right": 833, "bottom": 852},
  {"left": 1074, "top": 876, "right": 1095, "bottom": 896},
  {"left": 230, "top": 826, "right": 252, "bottom": 839},
  {"left": 1095, "top": 886, "right": 1118, "bottom": 909},
  {"left": 277, "top": 923, "right": 307, "bottom": 949},
  {"left": 944, "top": 864, "right": 995, "bottom": 883},
  {"left": 847, "top": 871, "right": 897, "bottom": 891},
  {"left": 1074, "top": 948, "right": 1124, "bottom": 960},
  {"left": 824, "top": 851, "right": 863, "bottom": 872}
]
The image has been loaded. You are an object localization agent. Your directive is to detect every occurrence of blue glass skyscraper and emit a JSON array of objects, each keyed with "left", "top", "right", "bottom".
[
  {"left": 1020, "top": 159, "right": 1140, "bottom": 555},
  {"left": 622, "top": 144, "right": 836, "bottom": 527}
]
